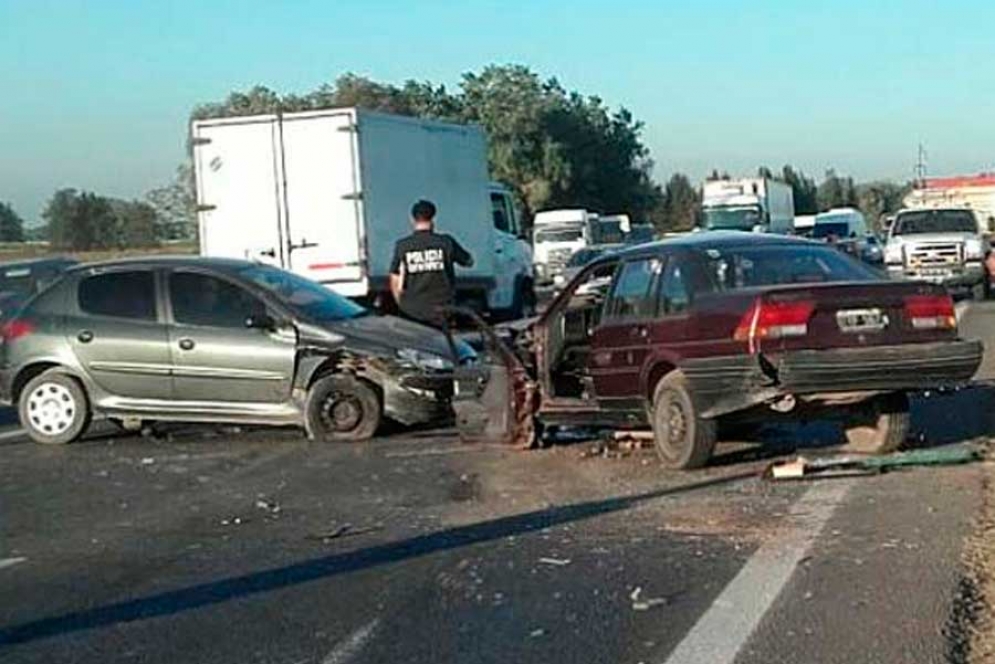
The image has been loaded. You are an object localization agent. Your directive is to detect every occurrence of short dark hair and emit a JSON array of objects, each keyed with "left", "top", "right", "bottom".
[{"left": 411, "top": 199, "right": 437, "bottom": 222}]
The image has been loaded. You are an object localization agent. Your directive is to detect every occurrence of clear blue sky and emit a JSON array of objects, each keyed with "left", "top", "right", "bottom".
[{"left": 2, "top": 0, "right": 994, "bottom": 223}]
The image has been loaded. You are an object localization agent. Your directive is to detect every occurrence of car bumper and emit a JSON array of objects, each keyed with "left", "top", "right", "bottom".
[
  {"left": 382, "top": 372, "right": 453, "bottom": 426},
  {"left": 886, "top": 262, "right": 985, "bottom": 288},
  {"left": 682, "top": 340, "right": 984, "bottom": 418}
]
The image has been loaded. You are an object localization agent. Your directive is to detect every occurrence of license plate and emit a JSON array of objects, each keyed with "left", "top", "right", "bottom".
[{"left": 836, "top": 308, "right": 888, "bottom": 333}]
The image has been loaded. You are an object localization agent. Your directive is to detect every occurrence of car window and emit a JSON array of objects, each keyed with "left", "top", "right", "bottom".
[
  {"left": 490, "top": 193, "right": 511, "bottom": 233},
  {"left": 606, "top": 258, "right": 661, "bottom": 319},
  {"left": 659, "top": 260, "right": 691, "bottom": 315},
  {"left": 78, "top": 271, "right": 156, "bottom": 321},
  {"left": 698, "top": 244, "right": 878, "bottom": 290},
  {"left": 170, "top": 272, "right": 266, "bottom": 328}
]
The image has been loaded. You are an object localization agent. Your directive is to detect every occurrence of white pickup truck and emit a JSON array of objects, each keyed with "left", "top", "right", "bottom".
[
  {"left": 192, "top": 108, "right": 535, "bottom": 319},
  {"left": 884, "top": 207, "right": 990, "bottom": 300}
]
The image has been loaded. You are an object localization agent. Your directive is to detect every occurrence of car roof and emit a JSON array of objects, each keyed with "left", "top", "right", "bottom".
[
  {"left": 0, "top": 256, "right": 77, "bottom": 270},
  {"left": 69, "top": 255, "right": 257, "bottom": 273},
  {"left": 611, "top": 230, "right": 820, "bottom": 259}
]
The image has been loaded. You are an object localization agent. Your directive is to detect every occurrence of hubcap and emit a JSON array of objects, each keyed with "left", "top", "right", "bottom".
[
  {"left": 667, "top": 402, "right": 688, "bottom": 445},
  {"left": 322, "top": 392, "right": 363, "bottom": 433},
  {"left": 27, "top": 383, "right": 77, "bottom": 436}
]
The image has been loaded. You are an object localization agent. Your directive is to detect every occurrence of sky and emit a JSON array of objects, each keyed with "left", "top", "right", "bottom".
[{"left": 2, "top": 0, "right": 994, "bottom": 224}]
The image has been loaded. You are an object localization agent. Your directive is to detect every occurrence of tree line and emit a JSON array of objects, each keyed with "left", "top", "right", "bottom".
[{"left": 16, "top": 64, "right": 912, "bottom": 251}]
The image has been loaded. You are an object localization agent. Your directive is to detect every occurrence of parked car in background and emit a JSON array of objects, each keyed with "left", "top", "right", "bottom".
[
  {"left": 884, "top": 207, "right": 989, "bottom": 300},
  {"left": 553, "top": 244, "right": 626, "bottom": 290},
  {"left": 0, "top": 258, "right": 77, "bottom": 320},
  {"left": 455, "top": 232, "right": 982, "bottom": 468},
  {"left": 0, "top": 257, "right": 473, "bottom": 445}
]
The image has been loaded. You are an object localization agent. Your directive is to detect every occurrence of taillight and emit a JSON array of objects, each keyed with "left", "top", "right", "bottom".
[
  {"left": 735, "top": 299, "right": 815, "bottom": 352},
  {"left": 904, "top": 294, "right": 956, "bottom": 330},
  {"left": 0, "top": 319, "right": 35, "bottom": 343}
]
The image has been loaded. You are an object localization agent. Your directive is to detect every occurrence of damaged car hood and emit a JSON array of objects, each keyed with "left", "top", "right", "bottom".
[{"left": 304, "top": 314, "right": 454, "bottom": 358}]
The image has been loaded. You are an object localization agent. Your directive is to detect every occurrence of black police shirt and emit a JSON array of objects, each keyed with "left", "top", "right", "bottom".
[{"left": 389, "top": 230, "right": 473, "bottom": 322}]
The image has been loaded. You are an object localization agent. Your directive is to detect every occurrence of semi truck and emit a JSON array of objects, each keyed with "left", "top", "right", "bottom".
[
  {"left": 191, "top": 108, "right": 534, "bottom": 318},
  {"left": 700, "top": 177, "right": 795, "bottom": 234}
]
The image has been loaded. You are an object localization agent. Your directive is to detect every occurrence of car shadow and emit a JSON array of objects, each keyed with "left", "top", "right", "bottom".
[{"left": 0, "top": 469, "right": 755, "bottom": 647}]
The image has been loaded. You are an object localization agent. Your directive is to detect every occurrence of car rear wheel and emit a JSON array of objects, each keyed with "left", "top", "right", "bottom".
[
  {"left": 305, "top": 374, "right": 381, "bottom": 442},
  {"left": 651, "top": 371, "right": 717, "bottom": 470},
  {"left": 19, "top": 370, "right": 91, "bottom": 445},
  {"left": 841, "top": 392, "right": 910, "bottom": 454}
]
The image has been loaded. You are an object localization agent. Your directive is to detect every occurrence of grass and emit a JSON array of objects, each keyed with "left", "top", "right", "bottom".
[{"left": 0, "top": 243, "right": 199, "bottom": 264}]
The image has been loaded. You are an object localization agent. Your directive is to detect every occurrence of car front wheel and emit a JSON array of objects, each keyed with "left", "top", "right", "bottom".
[
  {"left": 841, "top": 392, "right": 910, "bottom": 454},
  {"left": 305, "top": 374, "right": 382, "bottom": 442},
  {"left": 651, "top": 371, "right": 717, "bottom": 470},
  {"left": 19, "top": 370, "right": 91, "bottom": 445}
]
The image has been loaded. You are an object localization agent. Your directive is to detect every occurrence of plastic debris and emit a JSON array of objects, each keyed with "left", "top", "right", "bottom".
[
  {"left": 765, "top": 445, "right": 982, "bottom": 481},
  {"left": 538, "top": 557, "right": 571, "bottom": 567}
]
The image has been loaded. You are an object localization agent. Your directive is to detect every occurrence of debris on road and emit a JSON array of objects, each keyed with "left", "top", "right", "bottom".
[
  {"left": 254, "top": 498, "right": 282, "bottom": 515},
  {"left": 765, "top": 446, "right": 983, "bottom": 481},
  {"left": 220, "top": 516, "right": 245, "bottom": 526},
  {"left": 630, "top": 586, "right": 668, "bottom": 611},
  {"left": 308, "top": 523, "right": 381, "bottom": 543},
  {"left": 140, "top": 457, "right": 155, "bottom": 466},
  {"left": 580, "top": 431, "right": 654, "bottom": 460},
  {"left": 537, "top": 557, "right": 572, "bottom": 567},
  {"left": 529, "top": 628, "right": 546, "bottom": 638},
  {"left": 0, "top": 557, "right": 27, "bottom": 570}
]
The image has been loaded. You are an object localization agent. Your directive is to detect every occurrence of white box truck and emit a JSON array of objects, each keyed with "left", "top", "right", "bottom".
[
  {"left": 700, "top": 178, "right": 795, "bottom": 234},
  {"left": 191, "top": 108, "right": 534, "bottom": 317}
]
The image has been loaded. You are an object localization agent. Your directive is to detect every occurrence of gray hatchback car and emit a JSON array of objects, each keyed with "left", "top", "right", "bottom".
[{"left": 0, "top": 257, "right": 465, "bottom": 444}]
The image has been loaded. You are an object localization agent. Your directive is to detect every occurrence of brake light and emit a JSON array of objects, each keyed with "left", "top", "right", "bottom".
[
  {"left": 734, "top": 299, "right": 815, "bottom": 352},
  {"left": 904, "top": 294, "right": 956, "bottom": 330},
  {"left": 1, "top": 319, "right": 35, "bottom": 342}
]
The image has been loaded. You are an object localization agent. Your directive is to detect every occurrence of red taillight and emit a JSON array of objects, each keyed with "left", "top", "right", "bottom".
[
  {"left": 904, "top": 294, "right": 956, "bottom": 330},
  {"left": 0, "top": 319, "right": 35, "bottom": 343},
  {"left": 735, "top": 299, "right": 815, "bottom": 352}
]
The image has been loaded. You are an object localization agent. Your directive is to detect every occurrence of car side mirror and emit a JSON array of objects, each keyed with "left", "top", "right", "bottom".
[{"left": 245, "top": 313, "right": 277, "bottom": 331}]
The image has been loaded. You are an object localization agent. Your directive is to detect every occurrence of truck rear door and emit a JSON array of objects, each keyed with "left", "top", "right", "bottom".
[
  {"left": 193, "top": 117, "right": 286, "bottom": 266},
  {"left": 280, "top": 112, "right": 365, "bottom": 293}
]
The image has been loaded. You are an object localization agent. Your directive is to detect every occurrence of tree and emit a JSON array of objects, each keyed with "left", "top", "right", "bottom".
[
  {"left": 0, "top": 201, "right": 25, "bottom": 242},
  {"left": 191, "top": 65, "right": 662, "bottom": 227},
  {"left": 817, "top": 169, "right": 858, "bottom": 211},
  {"left": 657, "top": 173, "right": 699, "bottom": 232},
  {"left": 146, "top": 164, "right": 198, "bottom": 242},
  {"left": 781, "top": 165, "right": 819, "bottom": 215},
  {"left": 856, "top": 182, "right": 909, "bottom": 231},
  {"left": 44, "top": 189, "right": 118, "bottom": 250},
  {"left": 112, "top": 200, "right": 158, "bottom": 248},
  {"left": 757, "top": 166, "right": 774, "bottom": 179}
]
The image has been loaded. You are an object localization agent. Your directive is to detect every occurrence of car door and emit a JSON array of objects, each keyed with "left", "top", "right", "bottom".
[
  {"left": 165, "top": 269, "right": 297, "bottom": 403},
  {"left": 588, "top": 256, "right": 663, "bottom": 407},
  {"left": 68, "top": 268, "right": 172, "bottom": 399},
  {"left": 645, "top": 255, "right": 694, "bottom": 365}
]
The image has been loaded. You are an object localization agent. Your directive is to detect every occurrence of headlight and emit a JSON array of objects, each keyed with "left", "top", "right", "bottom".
[
  {"left": 396, "top": 348, "right": 454, "bottom": 372},
  {"left": 965, "top": 238, "right": 984, "bottom": 260}
]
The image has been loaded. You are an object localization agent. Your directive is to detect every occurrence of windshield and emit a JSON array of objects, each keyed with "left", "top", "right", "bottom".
[
  {"left": 811, "top": 222, "right": 850, "bottom": 239},
  {"left": 535, "top": 227, "right": 584, "bottom": 243},
  {"left": 239, "top": 265, "right": 368, "bottom": 322},
  {"left": 892, "top": 209, "right": 977, "bottom": 235},
  {"left": 591, "top": 221, "right": 624, "bottom": 244},
  {"left": 702, "top": 206, "right": 762, "bottom": 231},
  {"left": 698, "top": 244, "right": 879, "bottom": 290}
]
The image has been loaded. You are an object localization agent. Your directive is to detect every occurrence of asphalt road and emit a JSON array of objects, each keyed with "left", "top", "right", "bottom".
[{"left": 1, "top": 302, "right": 994, "bottom": 664}]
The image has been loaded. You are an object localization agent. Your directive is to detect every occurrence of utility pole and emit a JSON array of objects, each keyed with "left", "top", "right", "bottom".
[{"left": 914, "top": 142, "right": 928, "bottom": 187}]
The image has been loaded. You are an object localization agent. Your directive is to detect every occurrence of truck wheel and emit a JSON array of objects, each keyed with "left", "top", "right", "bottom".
[
  {"left": 305, "top": 375, "right": 381, "bottom": 442},
  {"left": 650, "top": 371, "right": 717, "bottom": 470},
  {"left": 841, "top": 392, "right": 909, "bottom": 454},
  {"left": 19, "top": 370, "right": 91, "bottom": 445}
]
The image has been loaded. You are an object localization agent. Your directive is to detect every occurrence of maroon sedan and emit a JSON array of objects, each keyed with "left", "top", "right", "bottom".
[{"left": 455, "top": 232, "right": 983, "bottom": 469}]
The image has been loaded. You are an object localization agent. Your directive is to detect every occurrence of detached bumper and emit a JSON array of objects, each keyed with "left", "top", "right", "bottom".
[
  {"left": 382, "top": 372, "right": 453, "bottom": 426},
  {"left": 682, "top": 340, "right": 983, "bottom": 418}
]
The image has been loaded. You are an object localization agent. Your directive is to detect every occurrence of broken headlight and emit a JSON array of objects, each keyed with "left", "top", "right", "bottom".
[{"left": 396, "top": 348, "right": 454, "bottom": 372}]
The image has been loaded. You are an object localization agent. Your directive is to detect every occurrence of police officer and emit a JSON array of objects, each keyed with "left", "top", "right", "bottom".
[{"left": 389, "top": 199, "right": 473, "bottom": 327}]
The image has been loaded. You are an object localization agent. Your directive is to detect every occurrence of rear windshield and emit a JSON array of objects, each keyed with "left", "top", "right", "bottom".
[
  {"left": 696, "top": 244, "right": 880, "bottom": 291},
  {"left": 892, "top": 210, "right": 977, "bottom": 235},
  {"left": 811, "top": 222, "right": 850, "bottom": 239}
]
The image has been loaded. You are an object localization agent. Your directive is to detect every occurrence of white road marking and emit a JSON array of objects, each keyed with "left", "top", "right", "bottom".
[
  {"left": 0, "top": 428, "right": 27, "bottom": 442},
  {"left": 0, "top": 557, "right": 27, "bottom": 570},
  {"left": 662, "top": 480, "right": 851, "bottom": 664},
  {"left": 321, "top": 618, "right": 380, "bottom": 664}
]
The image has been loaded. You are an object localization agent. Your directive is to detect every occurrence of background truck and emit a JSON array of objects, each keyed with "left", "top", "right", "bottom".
[
  {"left": 700, "top": 177, "right": 795, "bottom": 233},
  {"left": 192, "top": 108, "right": 534, "bottom": 318},
  {"left": 531, "top": 209, "right": 597, "bottom": 285}
]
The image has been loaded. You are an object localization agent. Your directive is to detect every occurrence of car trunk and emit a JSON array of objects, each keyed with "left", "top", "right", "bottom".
[{"left": 744, "top": 281, "right": 958, "bottom": 354}]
